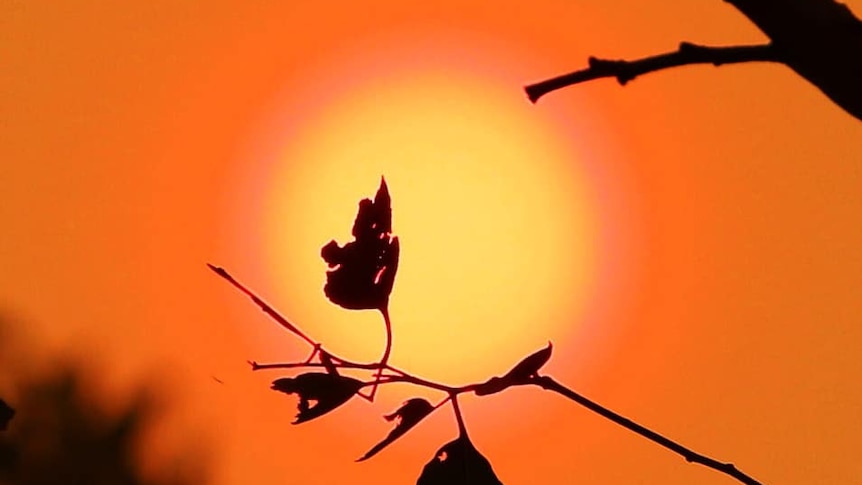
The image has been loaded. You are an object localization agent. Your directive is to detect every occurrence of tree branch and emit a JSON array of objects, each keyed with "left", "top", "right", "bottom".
[
  {"left": 249, "top": 360, "right": 378, "bottom": 371},
  {"left": 524, "top": 42, "right": 779, "bottom": 103},
  {"left": 532, "top": 375, "right": 763, "bottom": 485},
  {"left": 213, "top": 264, "right": 762, "bottom": 485},
  {"left": 724, "top": 0, "right": 862, "bottom": 121}
]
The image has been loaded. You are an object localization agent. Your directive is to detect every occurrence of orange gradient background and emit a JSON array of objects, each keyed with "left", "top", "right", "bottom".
[{"left": 2, "top": 1, "right": 862, "bottom": 484}]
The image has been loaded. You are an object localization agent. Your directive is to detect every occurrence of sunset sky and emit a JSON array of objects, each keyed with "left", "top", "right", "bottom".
[{"left": 2, "top": 1, "right": 861, "bottom": 484}]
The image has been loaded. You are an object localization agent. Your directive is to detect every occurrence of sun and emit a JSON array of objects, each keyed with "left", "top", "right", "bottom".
[{"left": 229, "top": 40, "right": 598, "bottom": 386}]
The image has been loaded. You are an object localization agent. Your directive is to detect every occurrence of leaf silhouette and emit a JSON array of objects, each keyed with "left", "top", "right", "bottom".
[
  {"left": 502, "top": 341, "right": 552, "bottom": 381},
  {"left": 321, "top": 177, "right": 400, "bottom": 311},
  {"left": 0, "top": 398, "right": 13, "bottom": 431},
  {"left": 271, "top": 373, "right": 364, "bottom": 424},
  {"left": 357, "top": 398, "right": 434, "bottom": 461},
  {"left": 474, "top": 342, "right": 553, "bottom": 396},
  {"left": 417, "top": 434, "right": 504, "bottom": 485}
]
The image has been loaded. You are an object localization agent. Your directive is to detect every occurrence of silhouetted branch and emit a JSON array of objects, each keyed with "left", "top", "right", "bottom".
[
  {"left": 252, "top": 358, "right": 761, "bottom": 484},
  {"left": 525, "top": 42, "right": 779, "bottom": 102},
  {"left": 526, "top": 0, "right": 862, "bottom": 120},
  {"left": 249, "top": 360, "right": 378, "bottom": 371},
  {"left": 725, "top": 0, "right": 862, "bottom": 121},
  {"left": 252, "top": 360, "right": 465, "bottom": 394},
  {"left": 207, "top": 264, "right": 316, "bottom": 346},
  {"left": 214, "top": 265, "right": 760, "bottom": 485},
  {"left": 531, "top": 376, "right": 763, "bottom": 485}
]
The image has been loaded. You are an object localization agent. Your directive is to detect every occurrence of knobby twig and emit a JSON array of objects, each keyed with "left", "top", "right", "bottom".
[
  {"left": 212, "top": 264, "right": 762, "bottom": 485},
  {"left": 525, "top": 42, "right": 780, "bottom": 103}
]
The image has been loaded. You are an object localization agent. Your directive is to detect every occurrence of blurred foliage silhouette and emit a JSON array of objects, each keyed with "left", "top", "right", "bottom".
[{"left": 0, "top": 317, "right": 209, "bottom": 485}]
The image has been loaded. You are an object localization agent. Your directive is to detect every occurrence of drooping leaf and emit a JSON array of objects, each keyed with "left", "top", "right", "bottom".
[
  {"left": 0, "top": 398, "right": 14, "bottom": 431},
  {"left": 321, "top": 177, "right": 399, "bottom": 311},
  {"left": 474, "top": 342, "right": 553, "bottom": 396},
  {"left": 358, "top": 398, "right": 434, "bottom": 461},
  {"left": 417, "top": 435, "right": 504, "bottom": 485},
  {"left": 271, "top": 373, "right": 363, "bottom": 424}
]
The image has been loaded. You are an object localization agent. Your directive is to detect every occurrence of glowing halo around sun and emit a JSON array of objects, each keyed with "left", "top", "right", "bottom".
[{"left": 229, "top": 37, "right": 601, "bottom": 385}]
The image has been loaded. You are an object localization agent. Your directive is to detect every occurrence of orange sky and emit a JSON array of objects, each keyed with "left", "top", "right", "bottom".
[{"left": 2, "top": 1, "right": 862, "bottom": 484}]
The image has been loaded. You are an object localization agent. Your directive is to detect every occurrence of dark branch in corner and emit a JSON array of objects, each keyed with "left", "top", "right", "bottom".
[{"left": 525, "top": 42, "right": 779, "bottom": 103}]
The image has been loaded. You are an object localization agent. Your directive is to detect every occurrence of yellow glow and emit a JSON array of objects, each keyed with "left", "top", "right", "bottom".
[{"left": 259, "top": 68, "right": 596, "bottom": 384}]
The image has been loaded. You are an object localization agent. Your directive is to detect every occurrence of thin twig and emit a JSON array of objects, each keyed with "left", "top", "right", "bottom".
[
  {"left": 532, "top": 376, "right": 763, "bottom": 485},
  {"left": 249, "top": 360, "right": 378, "bottom": 371},
  {"left": 524, "top": 42, "right": 779, "bottom": 103},
  {"left": 207, "top": 264, "right": 316, "bottom": 346}
]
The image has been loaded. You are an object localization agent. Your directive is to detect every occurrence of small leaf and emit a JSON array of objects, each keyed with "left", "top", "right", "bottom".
[
  {"left": 473, "top": 377, "right": 506, "bottom": 397},
  {"left": 417, "top": 435, "right": 504, "bottom": 485},
  {"left": 321, "top": 177, "right": 399, "bottom": 311},
  {"left": 0, "top": 398, "right": 13, "bottom": 431},
  {"left": 358, "top": 398, "right": 434, "bottom": 461},
  {"left": 271, "top": 373, "right": 363, "bottom": 424},
  {"left": 473, "top": 342, "right": 552, "bottom": 396},
  {"left": 503, "top": 341, "right": 552, "bottom": 382}
]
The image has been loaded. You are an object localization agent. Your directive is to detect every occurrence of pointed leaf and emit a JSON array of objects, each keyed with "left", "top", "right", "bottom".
[
  {"left": 358, "top": 398, "right": 434, "bottom": 461},
  {"left": 473, "top": 377, "right": 507, "bottom": 397},
  {"left": 0, "top": 398, "right": 13, "bottom": 431},
  {"left": 474, "top": 342, "right": 553, "bottom": 396},
  {"left": 271, "top": 373, "right": 363, "bottom": 424},
  {"left": 502, "top": 341, "right": 553, "bottom": 382},
  {"left": 321, "top": 177, "right": 399, "bottom": 311},
  {"left": 417, "top": 435, "right": 504, "bottom": 485}
]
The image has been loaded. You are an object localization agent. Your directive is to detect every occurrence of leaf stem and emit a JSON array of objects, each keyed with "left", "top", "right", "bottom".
[
  {"left": 366, "top": 305, "right": 394, "bottom": 401},
  {"left": 450, "top": 394, "right": 468, "bottom": 438}
]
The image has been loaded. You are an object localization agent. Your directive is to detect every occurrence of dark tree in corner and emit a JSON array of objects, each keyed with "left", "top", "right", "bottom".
[
  {"left": 0, "top": 399, "right": 13, "bottom": 431},
  {"left": 525, "top": 0, "right": 862, "bottom": 122},
  {"left": 209, "top": 178, "right": 765, "bottom": 484}
]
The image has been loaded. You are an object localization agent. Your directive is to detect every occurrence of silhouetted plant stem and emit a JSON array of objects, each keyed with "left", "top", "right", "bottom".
[
  {"left": 250, "top": 360, "right": 378, "bottom": 371},
  {"left": 252, "top": 360, "right": 761, "bottom": 485},
  {"left": 450, "top": 394, "right": 468, "bottom": 437},
  {"left": 525, "top": 42, "right": 779, "bottom": 103},
  {"left": 207, "top": 264, "right": 316, "bottom": 347},
  {"left": 214, "top": 264, "right": 761, "bottom": 484},
  {"left": 367, "top": 306, "right": 393, "bottom": 401},
  {"left": 532, "top": 376, "right": 762, "bottom": 485}
]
